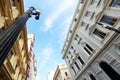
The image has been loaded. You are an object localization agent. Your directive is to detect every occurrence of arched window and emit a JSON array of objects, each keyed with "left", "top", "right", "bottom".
[
  {"left": 100, "top": 61, "right": 120, "bottom": 80},
  {"left": 89, "top": 74, "right": 96, "bottom": 80}
]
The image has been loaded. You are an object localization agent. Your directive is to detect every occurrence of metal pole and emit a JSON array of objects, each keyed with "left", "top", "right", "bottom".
[{"left": 0, "top": 7, "right": 40, "bottom": 66}]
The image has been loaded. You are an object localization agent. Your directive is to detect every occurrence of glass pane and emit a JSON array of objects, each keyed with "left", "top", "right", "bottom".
[
  {"left": 93, "top": 28, "right": 106, "bottom": 39},
  {"left": 110, "top": 0, "right": 120, "bottom": 7},
  {"left": 100, "top": 15, "right": 117, "bottom": 26}
]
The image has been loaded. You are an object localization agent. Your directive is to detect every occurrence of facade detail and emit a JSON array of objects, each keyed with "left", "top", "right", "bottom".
[
  {"left": 53, "top": 64, "right": 72, "bottom": 80},
  {"left": 62, "top": 0, "right": 120, "bottom": 80},
  {"left": 0, "top": 0, "right": 28, "bottom": 80},
  {"left": 26, "top": 34, "right": 37, "bottom": 80}
]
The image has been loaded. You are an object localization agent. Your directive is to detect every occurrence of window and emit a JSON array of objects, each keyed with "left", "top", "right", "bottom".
[
  {"left": 78, "top": 56, "right": 85, "bottom": 65},
  {"left": 75, "top": 62, "right": 80, "bottom": 70},
  {"left": 93, "top": 28, "right": 106, "bottom": 39},
  {"left": 74, "top": 18, "right": 77, "bottom": 22},
  {"left": 110, "top": 0, "right": 120, "bottom": 7},
  {"left": 72, "top": 67, "right": 76, "bottom": 75},
  {"left": 100, "top": 62, "right": 120, "bottom": 80},
  {"left": 86, "top": 11, "right": 94, "bottom": 19},
  {"left": 91, "top": 0, "right": 100, "bottom": 5},
  {"left": 89, "top": 74, "right": 96, "bottom": 80},
  {"left": 71, "top": 46, "right": 74, "bottom": 49},
  {"left": 100, "top": 15, "right": 117, "bottom": 26},
  {"left": 75, "top": 34, "right": 82, "bottom": 44},
  {"left": 84, "top": 43, "right": 94, "bottom": 55},
  {"left": 7, "top": 51, "right": 13, "bottom": 59},
  {"left": 65, "top": 72, "right": 68, "bottom": 76},
  {"left": 81, "top": 0, "right": 84, "bottom": 3},
  {"left": 10, "top": 0, "right": 15, "bottom": 6},
  {"left": 81, "top": 22, "right": 89, "bottom": 30}
]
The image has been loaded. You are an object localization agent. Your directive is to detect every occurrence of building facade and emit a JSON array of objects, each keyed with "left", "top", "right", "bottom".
[
  {"left": 26, "top": 34, "right": 37, "bottom": 80},
  {"left": 62, "top": 0, "right": 120, "bottom": 80},
  {"left": 53, "top": 64, "right": 72, "bottom": 80},
  {"left": 0, "top": 0, "right": 29, "bottom": 80}
]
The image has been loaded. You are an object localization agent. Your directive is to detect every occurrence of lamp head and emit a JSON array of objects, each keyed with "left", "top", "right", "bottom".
[{"left": 35, "top": 9, "right": 40, "bottom": 20}]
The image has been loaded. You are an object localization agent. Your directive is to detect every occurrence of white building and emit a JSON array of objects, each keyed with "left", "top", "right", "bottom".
[
  {"left": 26, "top": 34, "right": 37, "bottom": 80},
  {"left": 62, "top": 0, "right": 120, "bottom": 80}
]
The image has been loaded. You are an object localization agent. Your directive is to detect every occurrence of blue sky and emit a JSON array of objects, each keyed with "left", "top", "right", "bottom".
[{"left": 24, "top": 0, "right": 78, "bottom": 80}]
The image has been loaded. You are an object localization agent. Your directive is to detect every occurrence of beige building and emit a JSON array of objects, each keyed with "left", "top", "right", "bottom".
[
  {"left": 0, "top": 0, "right": 28, "bottom": 80},
  {"left": 62, "top": 0, "right": 120, "bottom": 80},
  {"left": 53, "top": 64, "right": 71, "bottom": 80}
]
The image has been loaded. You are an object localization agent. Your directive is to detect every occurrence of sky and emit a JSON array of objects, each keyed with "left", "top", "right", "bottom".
[{"left": 23, "top": 0, "right": 78, "bottom": 80}]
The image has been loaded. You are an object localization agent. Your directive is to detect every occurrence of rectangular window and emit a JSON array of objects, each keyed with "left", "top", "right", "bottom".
[
  {"left": 75, "top": 34, "right": 82, "bottom": 44},
  {"left": 110, "top": 0, "right": 120, "bottom": 7},
  {"left": 75, "top": 62, "right": 80, "bottom": 70},
  {"left": 81, "top": 22, "right": 89, "bottom": 30},
  {"left": 91, "top": 0, "right": 100, "bottom": 5},
  {"left": 65, "top": 72, "right": 68, "bottom": 76},
  {"left": 100, "top": 15, "right": 117, "bottom": 26},
  {"left": 86, "top": 11, "right": 94, "bottom": 19},
  {"left": 93, "top": 28, "right": 106, "bottom": 39},
  {"left": 72, "top": 67, "right": 76, "bottom": 75},
  {"left": 84, "top": 43, "right": 94, "bottom": 55},
  {"left": 78, "top": 56, "right": 85, "bottom": 65}
]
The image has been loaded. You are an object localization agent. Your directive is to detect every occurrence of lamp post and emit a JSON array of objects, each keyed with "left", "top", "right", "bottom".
[
  {"left": 96, "top": 22, "right": 120, "bottom": 33},
  {"left": 0, "top": 7, "right": 40, "bottom": 66}
]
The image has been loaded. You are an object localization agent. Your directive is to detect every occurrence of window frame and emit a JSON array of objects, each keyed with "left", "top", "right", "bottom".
[
  {"left": 93, "top": 28, "right": 106, "bottom": 40},
  {"left": 81, "top": 22, "right": 89, "bottom": 30},
  {"left": 91, "top": 0, "right": 101, "bottom": 5},
  {"left": 86, "top": 11, "right": 94, "bottom": 19},
  {"left": 100, "top": 15, "right": 117, "bottom": 26},
  {"left": 109, "top": 0, "right": 120, "bottom": 7}
]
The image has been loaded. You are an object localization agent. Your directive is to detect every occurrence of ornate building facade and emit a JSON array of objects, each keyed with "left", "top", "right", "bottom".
[
  {"left": 62, "top": 0, "right": 120, "bottom": 80},
  {"left": 0, "top": 0, "right": 28, "bottom": 80}
]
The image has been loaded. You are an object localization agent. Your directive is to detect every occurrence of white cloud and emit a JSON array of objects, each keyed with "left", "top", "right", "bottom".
[
  {"left": 58, "top": 15, "right": 73, "bottom": 49},
  {"left": 40, "top": 47, "right": 54, "bottom": 68},
  {"left": 36, "top": 75, "right": 41, "bottom": 80},
  {"left": 41, "top": 0, "right": 76, "bottom": 32}
]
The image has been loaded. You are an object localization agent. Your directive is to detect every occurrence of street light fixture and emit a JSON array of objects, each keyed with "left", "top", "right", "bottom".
[
  {"left": 96, "top": 22, "right": 120, "bottom": 33},
  {"left": 0, "top": 7, "right": 40, "bottom": 66}
]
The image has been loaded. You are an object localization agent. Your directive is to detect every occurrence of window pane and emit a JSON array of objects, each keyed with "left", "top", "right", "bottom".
[
  {"left": 110, "top": 0, "right": 120, "bottom": 7},
  {"left": 100, "top": 15, "right": 117, "bottom": 26},
  {"left": 86, "top": 11, "right": 93, "bottom": 19},
  {"left": 78, "top": 56, "right": 85, "bottom": 65},
  {"left": 91, "top": 0, "right": 100, "bottom": 5},
  {"left": 86, "top": 44, "right": 93, "bottom": 52},
  {"left": 93, "top": 28, "right": 106, "bottom": 39},
  {"left": 81, "top": 22, "right": 88, "bottom": 29},
  {"left": 75, "top": 62, "right": 80, "bottom": 70}
]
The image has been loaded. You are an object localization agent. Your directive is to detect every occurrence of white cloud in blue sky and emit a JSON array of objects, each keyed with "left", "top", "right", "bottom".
[
  {"left": 41, "top": 47, "right": 54, "bottom": 68},
  {"left": 24, "top": 0, "right": 78, "bottom": 80},
  {"left": 40, "top": 0, "right": 76, "bottom": 32}
]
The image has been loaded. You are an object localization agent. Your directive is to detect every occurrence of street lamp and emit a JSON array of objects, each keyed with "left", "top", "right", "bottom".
[
  {"left": 96, "top": 22, "right": 120, "bottom": 33},
  {"left": 0, "top": 7, "right": 40, "bottom": 66}
]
